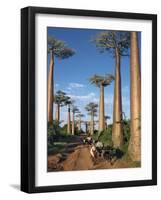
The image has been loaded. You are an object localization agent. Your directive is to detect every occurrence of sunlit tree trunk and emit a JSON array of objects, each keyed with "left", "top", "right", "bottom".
[
  {"left": 128, "top": 32, "right": 141, "bottom": 161},
  {"left": 78, "top": 119, "right": 81, "bottom": 131},
  {"left": 90, "top": 114, "right": 94, "bottom": 135},
  {"left": 67, "top": 105, "right": 71, "bottom": 134},
  {"left": 55, "top": 104, "right": 60, "bottom": 124},
  {"left": 72, "top": 112, "right": 75, "bottom": 135},
  {"left": 99, "top": 84, "right": 105, "bottom": 132},
  {"left": 112, "top": 47, "right": 123, "bottom": 148},
  {"left": 47, "top": 49, "right": 54, "bottom": 124},
  {"left": 87, "top": 122, "right": 90, "bottom": 134}
]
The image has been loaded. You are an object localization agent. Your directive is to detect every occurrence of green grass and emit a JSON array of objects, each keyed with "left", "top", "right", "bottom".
[
  {"left": 131, "top": 161, "right": 141, "bottom": 168},
  {"left": 92, "top": 128, "right": 113, "bottom": 146}
]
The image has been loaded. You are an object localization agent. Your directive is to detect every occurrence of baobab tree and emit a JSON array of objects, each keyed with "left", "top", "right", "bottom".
[
  {"left": 85, "top": 102, "right": 98, "bottom": 135},
  {"left": 89, "top": 74, "right": 114, "bottom": 132},
  {"left": 76, "top": 113, "right": 85, "bottom": 131},
  {"left": 82, "top": 121, "right": 88, "bottom": 134},
  {"left": 54, "top": 90, "right": 66, "bottom": 124},
  {"left": 71, "top": 105, "right": 79, "bottom": 135},
  {"left": 105, "top": 115, "right": 110, "bottom": 129},
  {"left": 64, "top": 96, "right": 72, "bottom": 134},
  {"left": 47, "top": 36, "right": 75, "bottom": 124},
  {"left": 93, "top": 31, "right": 130, "bottom": 147},
  {"left": 128, "top": 32, "right": 141, "bottom": 161}
]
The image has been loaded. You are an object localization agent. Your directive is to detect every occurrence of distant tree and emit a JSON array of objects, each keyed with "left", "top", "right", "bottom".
[
  {"left": 71, "top": 105, "right": 80, "bottom": 135},
  {"left": 76, "top": 113, "right": 85, "bottom": 131},
  {"left": 64, "top": 96, "right": 72, "bottom": 134},
  {"left": 90, "top": 74, "right": 114, "bottom": 132},
  {"left": 54, "top": 90, "right": 66, "bottom": 124},
  {"left": 104, "top": 115, "right": 111, "bottom": 129},
  {"left": 85, "top": 102, "right": 98, "bottom": 135},
  {"left": 93, "top": 31, "right": 130, "bottom": 147},
  {"left": 47, "top": 36, "right": 75, "bottom": 124}
]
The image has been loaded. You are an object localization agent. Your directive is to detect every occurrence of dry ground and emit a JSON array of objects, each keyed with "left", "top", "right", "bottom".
[{"left": 48, "top": 143, "right": 140, "bottom": 172}]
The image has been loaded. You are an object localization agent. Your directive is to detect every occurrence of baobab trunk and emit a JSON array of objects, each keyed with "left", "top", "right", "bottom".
[
  {"left": 78, "top": 119, "right": 81, "bottom": 131},
  {"left": 87, "top": 122, "right": 90, "bottom": 134},
  {"left": 47, "top": 49, "right": 54, "bottom": 124},
  {"left": 67, "top": 106, "right": 71, "bottom": 134},
  {"left": 90, "top": 114, "right": 94, "bottom": 135},
  {"left": 72, "top": 112, "right": 75, "bottom": 135},
  {"left": 55, "top": 104, "right": 60, "bottom": 124},
  {"left": 112, "top": 47, "right": 123, "bottom": 148},
  {"left": 99, "top": 84, "right": 105, "bottom": 132},
  {"left": 128, "top": 32, "right": 141, "bottom": 161}
]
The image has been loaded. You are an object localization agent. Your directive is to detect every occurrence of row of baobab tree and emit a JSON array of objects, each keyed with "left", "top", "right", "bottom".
[
  {"left": 53, "top": 90, "right": 109, "bottom": 136},
  {"left": 47, "top": 31, "right": 141, "bottom": 162}
]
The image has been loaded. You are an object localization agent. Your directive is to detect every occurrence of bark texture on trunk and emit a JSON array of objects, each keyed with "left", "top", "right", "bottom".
[
  {"left": 99, "top": 84, "right": 105, "bottom": 132},
  {"left": 67, "top": 106, "right": 71, "bottom": 134},
  {"left": 112, "top": 47, "right": 123, "bottom": 148},
  {"left": 78, "top": 119, "right": 81, "bottom": 131},
  {"left": 90, "top": 114, "right": 94, "bottom": 135},
  {"left": 55, "top": 104, "right": 60, "bottom": 123},
  {"left": 47, "top": 50, "right": 54, "bottom": 124},
  {"left": 128, "top": 32, "right": 141, "bottom": 161},
  {"left": 72, "top": 112, "right": 75, "bottom": 135}
]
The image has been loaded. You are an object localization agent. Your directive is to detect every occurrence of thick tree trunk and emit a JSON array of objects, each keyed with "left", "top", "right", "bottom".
[
  {"left": 128, "top": 32, "right": 141, "bottom": 161},
  {"left": 99, "top": 84, "right": 105, "bottom": 132},
  {"left": 67, "top": 106, "right": 71, "bottom": 134},
  {"left": 78, "top": 120, "right": 81, "bottom": 131},
  {"left": 47, "top": 49, "right": 54, "bottom": 124},
  {"left": 112, "top": 47, "right": 123, "bottom": 148},
  {"left": 90, "top": 114, "right": 94, "bottom": 135},
  {"left": 55, "top": 104, "right": 60, "bottom": 124},
  {"left": 72, "top": 112, "right": 75, "bottom": 135}
]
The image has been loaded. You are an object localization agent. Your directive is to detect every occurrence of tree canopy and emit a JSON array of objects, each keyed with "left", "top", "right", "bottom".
[
  {"left": 48, "top": 35, "right": 75, "bottom": 59},
  {"left": 72, "top": 105, "right": 80, "bottom": 114},
  {"left": 93, "top": 31, "right": 130, "bottom": 56},
  {"left": 89, "top": 74, "right": 114, "bottom": 87},
  {"left": 85, "top": 102, "right": 98, "bottom": 116},
  {"left": 64, "top": 96, "right": 72, "bottom": 106},
  {"left": 76, "top": 113, "right": 85, "bottom": 119},
  {"left": 54, "top": 90, "right": 67, "bottom": 106}
]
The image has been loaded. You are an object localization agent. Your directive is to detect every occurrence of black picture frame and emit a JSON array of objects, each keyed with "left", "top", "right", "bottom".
[{"left": 21, "top": 6, "right": 157, "bottom": 193}]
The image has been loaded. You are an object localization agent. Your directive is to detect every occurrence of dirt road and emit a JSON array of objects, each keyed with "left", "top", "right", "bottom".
[
  {"left": 63, "top": 145, "right": 93, "bottom": 171},
  {"left": 48, "top": 143, "right": 140, "bottom": 172}
]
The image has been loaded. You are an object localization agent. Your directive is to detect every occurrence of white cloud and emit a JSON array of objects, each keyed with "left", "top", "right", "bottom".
[
  {"left": 69, "top": 82, "right": 85, "bottom": 88},
  {"left": 68, "top": 92, "right": 97, "bottom": 102},
  {"left": 55, "top": 83, "right": 59, "bottom": 87}
]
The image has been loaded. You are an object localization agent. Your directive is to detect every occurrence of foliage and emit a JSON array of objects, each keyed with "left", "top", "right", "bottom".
[
  {"left": 54, "top": 90, "right": 67, "bottom": 106},
  {"left": 72, "top": 105, "right": 80, "bottom": 114},
  {"left": 85, "top": 102, "right": 98, "bottom": 116},
  {"left": 122, "top": 119, "right": 131, "bottom": 143},
  {"left": 64, "top": 96, "right": 72, "bottom": 107},
  {"left": 91, "top": 119, "right": 131, "bottom": 151},
  {"left": 75, "top": 113, "right": 85, "bottom": 119},
  {"left": 93, "top": 31, "right": 130, "bottom": 56},
  {"left": 89, "top": 74, "right": 115, "bottom": 87},
  {"left": 48, "top": 35, "right": 75, "bottom": 59}
]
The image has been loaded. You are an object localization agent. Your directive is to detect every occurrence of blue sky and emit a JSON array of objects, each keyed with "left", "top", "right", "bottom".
[{"left": 47, "top": 27, "right": 141, "bottom": 128}]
